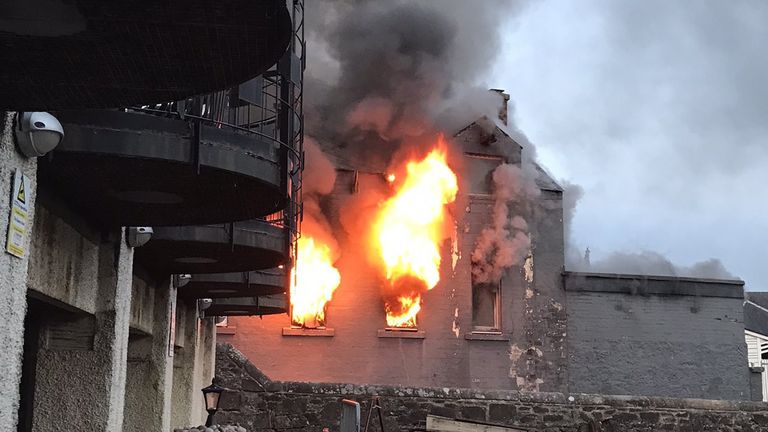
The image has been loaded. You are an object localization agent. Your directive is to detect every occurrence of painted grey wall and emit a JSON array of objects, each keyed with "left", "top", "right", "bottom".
[
  {"left": 0, "top": 112, "right": 37, "bottom": 429},
  {"left": 566, "top": 276, "right": 749, "bottom": 400}
]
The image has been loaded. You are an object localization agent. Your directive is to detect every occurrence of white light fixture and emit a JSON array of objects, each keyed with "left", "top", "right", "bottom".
[
  {"left": 173, "top": 274, "right": 192, "bottom": 288},
  {"left": 126, "top": 226, "right": 153, "bottom": 248},
  {"left": 198, "top": 298, "right": 213, "bottom": 311},
  {"left": 15, "top": 112, "right": 64, "bottom": 157}
]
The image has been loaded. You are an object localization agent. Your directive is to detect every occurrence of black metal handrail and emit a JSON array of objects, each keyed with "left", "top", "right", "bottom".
[
  {"left": 129, "top": 75, "right": 302, "bottom": 170},
  {"left": 127, "top": 0, "right": 305, "bottom": 282}
]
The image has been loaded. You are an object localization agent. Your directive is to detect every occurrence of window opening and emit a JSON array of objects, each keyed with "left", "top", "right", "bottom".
[{"left": 471, "top": 274, "right": 501, "bottom": 332}]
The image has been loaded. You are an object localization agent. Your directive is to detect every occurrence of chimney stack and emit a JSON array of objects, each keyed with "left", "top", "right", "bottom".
[{"left": 489, "top": 89, "right": 510, "bottom": 125}]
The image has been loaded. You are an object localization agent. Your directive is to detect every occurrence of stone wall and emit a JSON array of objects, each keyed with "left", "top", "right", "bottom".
[{"left": 216, "top": 344, "right": 768, "bottom": 432}]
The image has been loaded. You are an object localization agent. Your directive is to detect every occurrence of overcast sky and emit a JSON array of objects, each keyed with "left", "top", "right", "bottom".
[{"left": 491, "top": 0, "right": 768, "bottom": 289}]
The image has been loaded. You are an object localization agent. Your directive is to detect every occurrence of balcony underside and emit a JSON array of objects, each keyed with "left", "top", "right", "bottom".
[
  {"left": 179, "top": 270, "right": 285, "bottom": 299},
  {"left": 0, "top": 0, "right": 291, "bottom": 110},
  {"left": 39, "top": 110, "right": 284, "bottom": 227},
  {"left": 207, "top": 294, "right": 287, "bottom": 317},
  {"left": 135, "top": 221, "right": 287, "bottom": 275}
]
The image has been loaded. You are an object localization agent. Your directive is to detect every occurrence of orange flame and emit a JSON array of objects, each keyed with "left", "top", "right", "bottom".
[
  {"left": 372, "top": 139, "right": 458, "bottom": 327},
  {"left": 290, "top": 236, "right": 341, "bottom": 328}
]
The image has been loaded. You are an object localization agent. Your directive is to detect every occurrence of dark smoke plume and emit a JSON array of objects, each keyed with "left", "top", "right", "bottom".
[
  {"left": 304, "top": 0, "right": 519, "bottom": 171},
  {"left": 301, "top": 0, "right": 737, "bottom": 286}
]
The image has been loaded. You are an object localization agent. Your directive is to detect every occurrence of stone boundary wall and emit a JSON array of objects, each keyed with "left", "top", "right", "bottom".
[{"left": 215, "top": 344, "right": 768, "bottom": 432}]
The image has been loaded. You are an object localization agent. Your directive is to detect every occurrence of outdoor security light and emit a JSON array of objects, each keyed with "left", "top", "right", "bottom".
[
  {"left": 15, "top": 111, "right": 64, "bottom": 157},
  {"left": 199, "top": 298, "right": 213, "bottom": 311},
  {"left": 174, "top": 274, "right": 192, "bottom": 288},
  {"left": 202, "top": 378, "right": 224, "bottom": 427},
  {"left": 126, "top": 226, "right": 153, "bottom": 248}
]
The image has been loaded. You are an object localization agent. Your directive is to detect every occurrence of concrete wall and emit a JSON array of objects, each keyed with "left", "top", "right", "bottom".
[
  {"left": 123, "top": 273, "right": 175, "bottom": 432},
  {"left": 0, "top": 110, "right": 224, "bottom": 431},
  {"left": 27, "top": 201, "right": 100, "bottom": 314},
  {"left": 130, "top": 272, "right": 157, "bottom": 335},
  {"left": 171, "top": 300, "right": 218, "bottom": 429},
  {"left": 221, "top": 125, "right": 567, "bottom": 392},
  {"left": 565, "top": 272, "right": 750, "bottom": 400},
  {"left": 216, "top": 343, "right": 768, "bottom": 432},
  {"left": 0, "top": 112, "right": 37, "bottom": 429},
  {"left": 31, "top": 228, "right": 134, "bottom": 431}
]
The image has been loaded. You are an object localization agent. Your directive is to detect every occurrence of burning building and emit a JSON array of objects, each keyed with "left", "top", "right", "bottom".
[
  {"left": 219, "top": 98, "right": 570, "bottom": 391},
  {"left": 210, "top": 0, "right": 756, "bottom": 402},
  {"left": 219, "top": 93, "right": 755, "bottom": 400}
]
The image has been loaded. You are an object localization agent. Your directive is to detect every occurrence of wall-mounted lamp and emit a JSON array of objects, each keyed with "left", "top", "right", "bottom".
[
  {"left": 126, "top": 226, "right": 153, "bottom": 248},
  {"left": 15, "top": 112, "right": 64, "bottom": 157},
  {"left": 173, "top": 274, "right": 192, "bottom": 288}
]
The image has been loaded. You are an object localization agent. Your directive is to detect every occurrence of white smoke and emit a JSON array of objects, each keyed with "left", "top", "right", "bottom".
[{"left": 471, "top": 163, "right": 539, "bottom": 284}]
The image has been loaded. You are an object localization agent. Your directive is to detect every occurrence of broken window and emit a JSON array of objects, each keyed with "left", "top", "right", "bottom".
[{"left": 472, "top": 275, "right": 501, "bottom": 332}]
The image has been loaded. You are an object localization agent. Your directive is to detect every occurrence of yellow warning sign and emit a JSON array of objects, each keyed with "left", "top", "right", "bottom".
[
  {"left": 6, "top": 169, "right": 30, "bottom": 258},
  {"left": 16, "top": 179, "right": 25, "bottom": 204}
]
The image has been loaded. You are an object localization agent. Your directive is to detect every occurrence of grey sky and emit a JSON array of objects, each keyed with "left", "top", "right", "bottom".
[{"left": 491, "top": 0, "right": 768, "bottom": 289}]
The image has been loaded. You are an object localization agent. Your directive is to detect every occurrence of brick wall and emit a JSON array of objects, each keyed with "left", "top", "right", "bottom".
[{"left": 215, "top": 344, "right": 768, "bottom": 432}]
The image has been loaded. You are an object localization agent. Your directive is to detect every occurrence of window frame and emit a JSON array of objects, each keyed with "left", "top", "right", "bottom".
[{"left": 471, "top": 276, "right": 502, "bottom": 333}]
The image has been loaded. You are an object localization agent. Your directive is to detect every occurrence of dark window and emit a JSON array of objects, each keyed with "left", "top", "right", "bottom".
[{"left": 472, "top": 275, "right": 501, "bottom": 332}]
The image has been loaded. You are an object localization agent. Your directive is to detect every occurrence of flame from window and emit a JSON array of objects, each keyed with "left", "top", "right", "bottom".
[
  {"left": 290, "top": 236, "right": 341, "bottom": 328},
  {"left": 372, "top": 138, "right": 458, "bottom": 327}
]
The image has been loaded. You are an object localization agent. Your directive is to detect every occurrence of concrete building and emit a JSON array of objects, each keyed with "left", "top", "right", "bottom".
[
  {"left": 0, "top": 1, "right": 304, "bottom": 430},
  {"left": 219, "top": 107, "right": 755, "bottom": 401}
]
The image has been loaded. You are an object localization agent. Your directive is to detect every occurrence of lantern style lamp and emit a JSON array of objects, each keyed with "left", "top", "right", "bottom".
[{"left": 202, "top": 378, "right": 224, "bottom": 427}]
